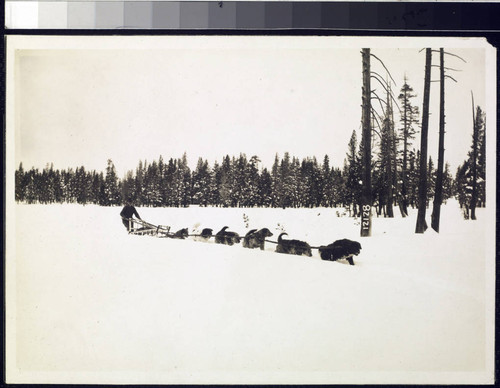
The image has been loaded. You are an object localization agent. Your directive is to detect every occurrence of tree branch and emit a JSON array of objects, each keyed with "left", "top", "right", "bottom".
[
  {"left": 371, "top": 90, "right": 388, "bottom": 112},
  {"left": 371, "top": 70, "right": 391, "bottom": 86},
  {"left": 370, "top": 107, "right": 385, "bottom": 133},
  {"left": 431, "top": 65, "right": 462, "bottom": 71},
  {"left": 371, "top": 75, "right": 391, "bottom": 94},
  {"left": 370, "top": 74, "right": 401, "bottom": 115},
  {"left": 370, "top": 53, "right": 397, "bottom": 86},
  {"left": 372, "top": 128, "right": 382, "bottom": 140},
  {"left": 444, "top": 51, "right": 467, "bottom": 63},
  {"left": 445, "top": 75, "right": 458, "bottom": 83},
  {"left": 432, "top": 49, "right": 466, "bottom": 63}
]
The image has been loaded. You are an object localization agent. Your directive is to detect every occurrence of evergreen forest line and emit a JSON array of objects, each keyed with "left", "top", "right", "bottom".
[
  {"left": 16, "top": 147, "right": 467, "bottom": 216},
  {"left": 14, "top": 80, "right": 486, "bottom": 217}
]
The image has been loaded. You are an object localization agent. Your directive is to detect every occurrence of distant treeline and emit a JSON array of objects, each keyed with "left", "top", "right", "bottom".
[
  {"left": 15, "top": 147, "right": 469, "bottom": 214},
  {"left": 14, "top": 78, "right": 486, "bottom": 219}
]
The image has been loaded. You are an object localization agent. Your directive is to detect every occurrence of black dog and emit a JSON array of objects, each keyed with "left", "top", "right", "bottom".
[
  {"left": 242, "top": 228, "right": 273, "bottom": 250},
  {"left": 215, "top": 226, "right": 241, "bottom": 246},
  {"left": 195, "top": 228, "right": 212, "bottom": 241},
  {"left": 172, "top": 228, "right": 189, "bottom": 239},
  {"left": 275, "top": 232, "right": 312, "bottom": 257},
  {"left": 318, "top": 239, "right": 362, "bottom": 265}
]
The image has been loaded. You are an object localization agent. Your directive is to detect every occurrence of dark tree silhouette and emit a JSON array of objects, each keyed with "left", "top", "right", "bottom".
[
  {"left": 415, "top": 48, "right": 432, "bottom": 234},
  {"left": 360, "top": 48, "right": 372, "bottom": 236},
  {"left": 398, "top": 78, "right": 420, "bottom": 217}
]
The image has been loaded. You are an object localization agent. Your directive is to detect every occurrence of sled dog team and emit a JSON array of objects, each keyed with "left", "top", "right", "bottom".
[
  {"left": 121, "top": 204, "right": 362, "bottom": 265},
  {"left": 172, "top": 225, "right": 362, "bottom": 266}
]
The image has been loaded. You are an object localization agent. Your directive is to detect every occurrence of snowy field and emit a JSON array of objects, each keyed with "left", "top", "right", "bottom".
[{"left": 7, "top": 201, "right": 494, "bottom": 384}]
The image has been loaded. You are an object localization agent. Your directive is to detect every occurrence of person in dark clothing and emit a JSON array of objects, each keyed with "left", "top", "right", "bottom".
[{"left": 120, "top": 203, "right": 142, "bottom": 231}]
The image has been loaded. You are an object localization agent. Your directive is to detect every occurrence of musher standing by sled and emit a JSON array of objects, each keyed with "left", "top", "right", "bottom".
[{"left": 120, "top": 203, "right": 142, "bottom": 231}]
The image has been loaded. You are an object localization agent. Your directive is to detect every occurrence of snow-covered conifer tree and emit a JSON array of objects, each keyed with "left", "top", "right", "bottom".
[
  {"left": 104, "top": 159, "right": 121, "bottom": 206},
  {"left": 15, "top": 162, "right": 26, "bottom": 202},
  {"left": 398, "top": 78, "right": 420, "bottom": 215}
]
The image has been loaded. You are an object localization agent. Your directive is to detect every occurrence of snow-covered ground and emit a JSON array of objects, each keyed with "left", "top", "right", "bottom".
[{"left": 7, "top": 201, "right": 495, "bottom": 384}]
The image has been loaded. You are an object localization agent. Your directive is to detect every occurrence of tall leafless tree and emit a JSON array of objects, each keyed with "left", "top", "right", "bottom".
[
  {"left": 360, "top": 48, "right": 372, "bottom": 237},
  {"left": 431, "top": 48, "right": 446, "bottom": 232},
  {"left": 415, "top": 48, "right": 432, "bottom": 234},
  {"left": 431, "top": 49, "right": 464, "bottom": 232}
]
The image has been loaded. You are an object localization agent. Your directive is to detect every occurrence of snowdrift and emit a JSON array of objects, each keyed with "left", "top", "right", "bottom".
[{"left": 7, "top": 201, "right": 493, "bottom": 384}]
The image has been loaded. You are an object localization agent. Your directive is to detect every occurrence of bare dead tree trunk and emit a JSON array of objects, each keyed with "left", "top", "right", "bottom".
[
  {"left": 471, "top": 92, "right": 478, "bottom": 220},
  {"left": 361, "top": 48, "right": 372, "bottom": 237},
  {"left": 431, "top": 48, "right": 445, "bottom": 232},
  {"left": 401, "top": 77, "right": 409, "bottom": 217},
  {"left": 385, "top": 83, "right": 394, "bottom": 218},
  {"left": 415, "top": 48, "right": 432, "bottom": 234}
]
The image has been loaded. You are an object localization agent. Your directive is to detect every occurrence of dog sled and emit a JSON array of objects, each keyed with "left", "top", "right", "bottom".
[
  {"left": 123, "top": 217, "right": 171, "bottom": 237},
  {"left": 122, "top": 217, "right": 362, "bottom": 265}
]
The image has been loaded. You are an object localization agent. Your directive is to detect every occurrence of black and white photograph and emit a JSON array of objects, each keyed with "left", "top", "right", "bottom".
[{"left": 4, "top": 35, "right": 496, "bottom": 384}]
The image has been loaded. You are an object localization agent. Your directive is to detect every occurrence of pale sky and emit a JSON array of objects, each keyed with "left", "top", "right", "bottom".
[{"left": 12, "top": 36, "right": 487, "bottom": 177}]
